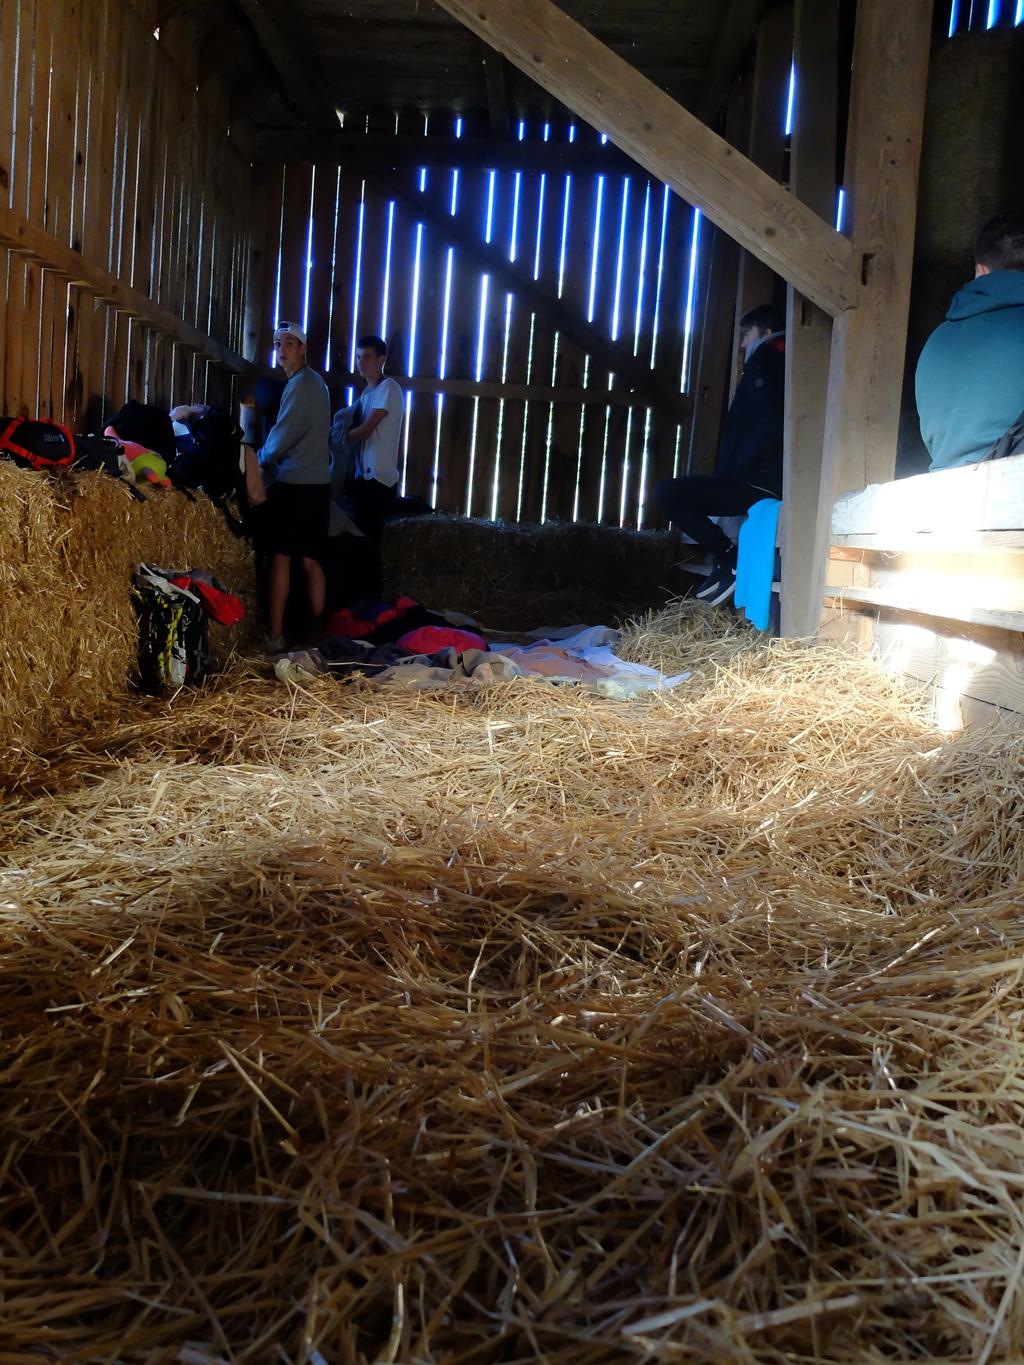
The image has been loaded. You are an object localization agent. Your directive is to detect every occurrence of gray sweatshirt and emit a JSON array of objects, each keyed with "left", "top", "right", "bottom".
[{"left": 257, "top": 366, "right": 331, "bottom": 485}]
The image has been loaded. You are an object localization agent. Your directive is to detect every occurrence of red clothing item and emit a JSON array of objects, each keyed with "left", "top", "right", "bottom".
[
  {"left": 170, "top": 576, "right": 244, "bottom": 626},
  {"left": 396, "top": 625, "right": 487, "bottom": 655}
]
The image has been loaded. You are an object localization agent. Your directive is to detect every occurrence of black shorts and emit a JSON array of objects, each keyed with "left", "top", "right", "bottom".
[{"left": 261, "top": 482, "right": 330, "bottom": 558}]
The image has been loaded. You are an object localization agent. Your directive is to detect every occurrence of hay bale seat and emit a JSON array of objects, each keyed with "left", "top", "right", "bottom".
[
  {"left": 384, "top": 515, "right": 692, "bottom": 631},
  {"left": 2, "top": 571, "right": 1024, "bottom": 1355},
  {"left": 0, "top": 463, "right": 256, "bottom": 780}
]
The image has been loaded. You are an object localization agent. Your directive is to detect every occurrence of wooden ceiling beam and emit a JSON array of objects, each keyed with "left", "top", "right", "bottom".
[
  {"left": 483, "top": 44, "right": 511, "bottom": 138},
  {"left": 362, "top": 165, "right": 687, "bottom": 416},
  {"left": 235, "top": 0, "right": 337, "bottom": 132},
  {"left": 245, "top": 130, "right": 638, "bottom": 176},
  {"left": 698, "top": 0, "right": 771, "bottom": 125},
  {"left": 433, "top": 0, "right": 858, "bottom": 316}
]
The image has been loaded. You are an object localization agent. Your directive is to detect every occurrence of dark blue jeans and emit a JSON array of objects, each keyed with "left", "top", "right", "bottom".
[{"left": 653, "top": 475, "right": 770, "bottom": 561}]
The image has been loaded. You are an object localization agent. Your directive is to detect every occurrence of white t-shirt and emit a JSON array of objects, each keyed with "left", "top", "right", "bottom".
[{"left": 357, "top": 376, "right": 404, "bottom": 487}]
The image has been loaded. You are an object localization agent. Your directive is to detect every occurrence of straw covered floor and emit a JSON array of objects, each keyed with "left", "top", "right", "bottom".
[
  {"left": 2, "top": 601, "right": 1024, "bottom": 1361},
  {"left": 0, "top": 464, "right": 256, "bottom": 781}
]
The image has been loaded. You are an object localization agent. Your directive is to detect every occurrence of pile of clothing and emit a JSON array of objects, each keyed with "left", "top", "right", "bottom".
[{"left": 274, "top": 604, "right": 690, "bottom": 700}]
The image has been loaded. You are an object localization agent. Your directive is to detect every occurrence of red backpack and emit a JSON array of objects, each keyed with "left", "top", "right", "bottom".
[{"left": 0, "top": 417, "right": 76, "bottom": 470}]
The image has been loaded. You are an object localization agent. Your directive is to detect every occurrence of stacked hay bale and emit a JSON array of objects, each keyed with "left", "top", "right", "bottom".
[
  {"left": 1, "top": 601, "right": 1023, "bottom": 1359},
  {"left": 384, "top": 515, "right": 691, "bottom": 629},
  {"left": 0, "top": 464, "right": 255, "bottom": 778}
]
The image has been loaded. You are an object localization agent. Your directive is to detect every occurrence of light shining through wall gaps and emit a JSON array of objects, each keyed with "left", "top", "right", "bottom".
[
  {"left": 402, "top": 220, "right": 425, "bottom": 490},
  {"left": 610, "top": 176, "right": 632, "bottom": 525},
  {"left": 587, "top": 176, "right": 605, "bottom": 321},
  {"left": 301, "top": 167, "right": 315, "bottom": 337},
  {"left": 492, "top": 152, "right": 523, "bottom": 519},
  {"left": 466, "top": 169, "right": 498, "bottom": 514},
  {"left": 465, "top": 273, "right": 491, "bottom": 516},
  {"left": 401, "top": 114, "right": 429, "bottom": 495},
  {"left": 431, "top": 117, "right": 463, "bottom": 508},
  {"left": 269, "top": 174, "right": 286, "bottom": 365},
  {"left": 379, "top": 199, "right": 396, "bottom": 340},
  {"left": 323, "top": 167, "right": 341, "bottom": 370},
  {"left": 632, "top": 181, "right": 653, "bottom": 527},
  {"left": 610, "top": 177, "right": 630, "bottom": 342},
  {"left": 680, "top": 208, "right": 702, "bottom": 393},
  {"left": 345, "top": 184, "right": 367, "bottom": 403}
]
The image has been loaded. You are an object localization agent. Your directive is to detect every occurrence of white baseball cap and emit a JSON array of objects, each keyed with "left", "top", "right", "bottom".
[{"left": 274, "top": 319, "right": 306, "bottom": 344}]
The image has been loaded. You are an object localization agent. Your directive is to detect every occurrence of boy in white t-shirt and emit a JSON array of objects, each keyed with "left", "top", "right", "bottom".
[{"left": 349, "top": 335, "right": 403, "bottom": 516}]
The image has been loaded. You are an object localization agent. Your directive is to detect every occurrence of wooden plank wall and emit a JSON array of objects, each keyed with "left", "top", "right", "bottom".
[
  {"left": 0, "top": 0, "right": 259, "bottom": 428},
  {"left": 262, "top": 116, "right": 702, "bottom": 527}
]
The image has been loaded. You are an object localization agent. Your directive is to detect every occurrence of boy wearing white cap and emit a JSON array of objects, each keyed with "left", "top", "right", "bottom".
[{"left": 250, "top": 319, "right": 332, "bottom": 649}]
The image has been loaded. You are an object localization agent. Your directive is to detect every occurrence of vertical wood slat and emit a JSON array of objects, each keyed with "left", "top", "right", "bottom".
[
  {"left": 730, "top": 0, "right": 794, "bottom": 391},
  {"left": 0, "top": 0, "right": 19, "bottom": 212},
  {"left": 685, "top": 73, "right": 751, "bottom": 478},
  {"left": 4, "top": 0, "right": 33, "bottom": 413},
  {"left": 690, "top": 219, "right": 737, "bottom": 480},
  {"left": 436, "top": 166, "right": 484, "bottom": 511},
  {"left": 40, "top": 0, "right": 73, "bottom": 419},
  {"left": 277, "top": 162, "right": 314, "bottom": 342},
  {"left": 20, "top": 0, "right": 56, "bottom": 422},
  {"left": 255, "top": 162, "right": 285, "bottom": 372},
  {"left": 65, "top": 0, "right": 102, "bottom": 423},
  {"left": 781, "top": 0, "right": 839, "bottom": 636},
  {"left": 403, "top": 157, "right": 442, "bottom": 498},
  {"left": 305, "top": 165, "right": 340, "bottom": 375},
  {"left": 63, "top": 0, "right": 96, "bottom": 422}
]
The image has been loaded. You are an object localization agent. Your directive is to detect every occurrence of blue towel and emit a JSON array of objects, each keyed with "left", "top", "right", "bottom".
[{"left": 734, "top": 498, "right": 781, "bottom": 631}]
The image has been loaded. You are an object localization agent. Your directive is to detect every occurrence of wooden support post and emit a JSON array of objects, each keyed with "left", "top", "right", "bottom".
[
  {"left": 686, "top": 82, "right": 749, "bottom": 477},
  {"left": 808, "top": 0, "right": 933, "bottom": 632},
  {"left": 433, "top": 0, "right": 858, "bottom": 317},
  {"left": 687, "top": 226, "right": 740, "bottom": 476},
  {"left": 730, "top": 0, "right": 793, "bottom": 392},
  {"left": 780, "top": 0, "right": 838, "bottom": 637}
]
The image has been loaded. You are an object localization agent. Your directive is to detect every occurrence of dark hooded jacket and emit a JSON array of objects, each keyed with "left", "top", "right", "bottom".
[{"left": 715, "top": 332, "right": 785, "bottom": 493}]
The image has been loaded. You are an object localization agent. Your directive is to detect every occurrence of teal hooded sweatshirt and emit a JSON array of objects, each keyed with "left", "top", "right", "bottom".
[{"left": 915, "top": 269, "right": 1024, "bottom": 470}]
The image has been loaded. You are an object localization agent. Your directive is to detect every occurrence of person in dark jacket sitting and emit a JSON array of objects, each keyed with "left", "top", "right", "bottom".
[{"left": 653, "top": 304, "right": 785, "bottom": 607}]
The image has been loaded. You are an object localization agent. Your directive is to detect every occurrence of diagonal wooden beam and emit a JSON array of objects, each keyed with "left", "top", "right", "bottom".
[
  {"left": 362, "top": 164, "right": 688, "bottom": 416},
  {"left": 433, "top": 0, "right": 858, "bottom": 316}
]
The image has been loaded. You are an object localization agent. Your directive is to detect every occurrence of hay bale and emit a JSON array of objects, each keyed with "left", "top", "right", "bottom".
[
  {"left": 0, "top": 464, "right": 255, "bottom": 777},
  {"left": 2, "top": 603, "right": 1024, "bottom": 1359},
  {"left": 384, "top": 515, "right": 691, "bottom": 629}
]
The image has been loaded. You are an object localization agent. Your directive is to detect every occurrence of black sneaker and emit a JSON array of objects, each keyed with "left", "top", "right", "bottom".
[
  {"left": 695, "top": 558, "right": 732, "bottom": 598},
  {"left": 698, "top": 563, "right": 736, "bottom": 607}
]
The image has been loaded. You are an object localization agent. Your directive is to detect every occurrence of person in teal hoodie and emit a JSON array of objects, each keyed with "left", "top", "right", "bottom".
[{"left": 916, "top": 213, "right": 1024, "bottom": 471}]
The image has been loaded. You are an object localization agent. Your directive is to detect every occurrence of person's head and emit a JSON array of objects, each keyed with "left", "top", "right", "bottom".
[
  {"left": 738, "top": 304, "right": 784, "bottom": 359},
  {"left": 974, "top": 213, "right": 1024, "bottom": 277},
  {"left": 355, "top": 334, "right": 388, "bottom": 384},
  {"left": 273, "top": 320, "right": 307, "bottom": 377}
]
